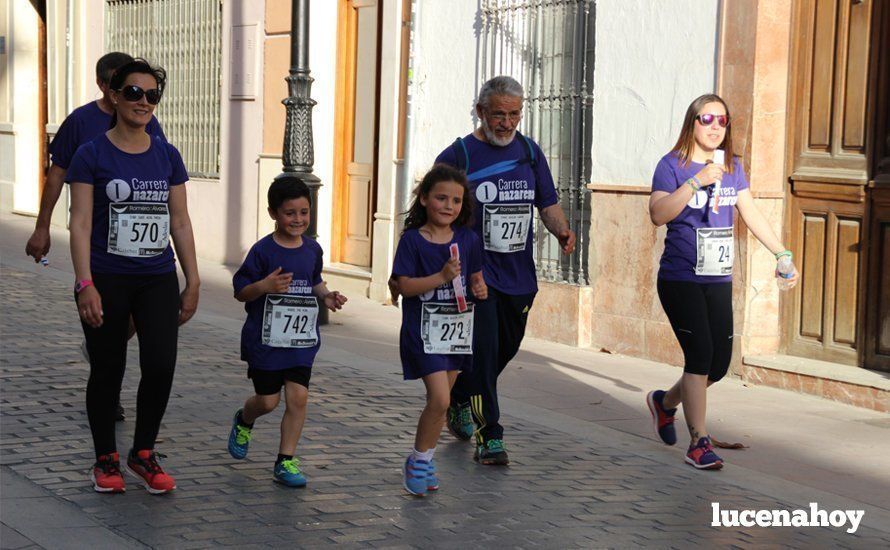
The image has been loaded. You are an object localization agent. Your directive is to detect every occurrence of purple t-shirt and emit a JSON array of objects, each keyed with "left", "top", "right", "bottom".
[
  {"left": 66, "top": 134, "right": 187, "bottom": 275},
  {"left": 652, "top": 151, "right": 749, "bottom": 283},
  {"left": 392, "top": 227, "right": 483, "bottom": 380},
  {"left": 49, "top": 101, "right": 166, "bottom": 169},
  {"left": 436, "top": 133, "right": 558, "bottom": 295},
  {"left": 233, "top": 234, "right": 325, "bottom": 371}
]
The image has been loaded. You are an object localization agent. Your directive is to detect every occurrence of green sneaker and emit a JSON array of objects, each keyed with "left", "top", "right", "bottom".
[
  {"left": 474, "top": 438, "right": 509, "bottom": 466},
  {"left": 447, "top": 403, "right": 474, "bottom": 441},
  {"left": 227, "top": 409, "right": 252, "bottom": 459},
  {"left": 273, "top": 458, "right": 307, "bottom": 487}
]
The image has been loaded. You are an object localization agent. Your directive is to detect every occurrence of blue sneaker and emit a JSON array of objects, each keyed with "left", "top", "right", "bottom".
[
  {"left": 646, "top": 390, "right": 677, "bottom": 446},
  {"left": 403, "top": 456, "right": 431, "bottom": 496},
  {"left": 426, "top": 459, "right": 439, "bottom": 491},
  {"left": 685, "top": 437, "right": 724, "bottom": 470},
  {"left": 273, "top": 458, "right": 307, "bottom": 487},
  {"left": 227, "top": 409, "right": 252, "bottom": 459},
  {"left": 447, "top": 403, "right": 474, "bottom": 441}
]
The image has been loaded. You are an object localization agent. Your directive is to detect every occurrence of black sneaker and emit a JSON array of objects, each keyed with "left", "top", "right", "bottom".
[
  {"left": 114, "top": 402, "right": 125, "bottom": 422},
  {"left": 474, "top": 439, "right": 509, "bottom": 465}
]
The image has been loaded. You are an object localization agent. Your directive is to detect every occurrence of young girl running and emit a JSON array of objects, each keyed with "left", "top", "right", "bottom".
[
  {"left": 227, "top": 177, "right": 347, "bottom": 487},
  {"left": 646, "top": 94, "right": 799, "bottom": 470},
  {"left": 392, "top": 164, "right": 487, "bottom": 496}
]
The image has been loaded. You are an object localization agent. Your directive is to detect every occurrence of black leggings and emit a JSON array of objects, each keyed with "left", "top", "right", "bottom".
[
  {"left": 81, "top": 271, "right": 180, "bottom": 457},
  {"left": 657, "top": 279, "right": 733, "bottom": 382}
]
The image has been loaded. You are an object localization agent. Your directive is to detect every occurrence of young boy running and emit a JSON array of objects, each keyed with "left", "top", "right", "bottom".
[{"left": 226, "top": 177, "right": 346, "bottom": 487}]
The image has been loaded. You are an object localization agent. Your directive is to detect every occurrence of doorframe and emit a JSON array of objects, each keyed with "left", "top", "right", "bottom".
[{"left": 331, "top": 0, "right": 382, "bottom": 266}]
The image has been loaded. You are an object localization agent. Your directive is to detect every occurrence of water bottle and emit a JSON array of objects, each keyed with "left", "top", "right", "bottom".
[{"left": 776, "top": 255, "right": 795, "bottom": 291}]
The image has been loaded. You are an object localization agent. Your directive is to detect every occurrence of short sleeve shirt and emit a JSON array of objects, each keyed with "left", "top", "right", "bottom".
[
  {"left": 65, "top": 134, "right": 187, "bottom": 275},
  {"left": 652, "top": 151, "right": 750, "bottom": 283},
  {"left": 392, "top": 227, "right": 483, "bottom": 379},
  {"left": 49, "top": 101, "right": 166, "bottom": 169},
  {"left": 233, "top": 235, "right": 324, "bottom": 371},
  {"left": 435, "top": 133, "right": 558, "bottom": 295}
]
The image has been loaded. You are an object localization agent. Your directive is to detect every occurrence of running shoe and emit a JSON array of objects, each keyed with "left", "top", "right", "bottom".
[
  {"left": 446, "top": 403, "right": 474, "bottom": 441},
  {"left": 90, "top": 452, "right": 125, "bottom": 493},
  {"left": 273, "top": 458, "right": 307, "bottom": 487},
  {"left": 227, "top": 408, "right": 252, "bottom": 459},
  {"left": 474, "top": 438, "right": 509, "bottom": 466},
  {"left": 403, "top": 455, "right": 431, "bottom": 496},
  {"left": 685, "top": 437, "right": 724, "bottom": 470},
  {"left": 426, "top": 459, "right": 439, "bottom": 491},
  {"left": 646, "top": 390, "right": 677, "bottom": 446},
  {"left": 126, "top": 449, "right": 177, "bottom": 494}
]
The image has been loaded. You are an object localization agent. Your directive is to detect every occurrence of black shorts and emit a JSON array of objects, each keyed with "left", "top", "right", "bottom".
[
  {"left": 248, "top": 367, "right": 311, "bottom": 395},
  {"left": 657, "top": 279, "right": 734, "bottom": 382}
]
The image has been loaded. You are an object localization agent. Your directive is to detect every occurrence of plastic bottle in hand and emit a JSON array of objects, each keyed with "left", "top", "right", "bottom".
[{"left": 776, "top": 256, "right": 795, "bottom": 291}]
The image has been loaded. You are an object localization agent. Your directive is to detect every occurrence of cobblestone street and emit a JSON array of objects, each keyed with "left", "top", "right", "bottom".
[{"left": 2, "top": 215, "right": 889, "bottom": 549}]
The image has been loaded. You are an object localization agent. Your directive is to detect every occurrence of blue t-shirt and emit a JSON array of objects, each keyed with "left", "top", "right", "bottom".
[
  {"left": 49, "top": 100, "right": 166, "bottom": 169},
  {"left": 652, "top": 151, "right": 750, "bottom": 283},
  {"left": 66, "top": 134, "right": 188, "bottom": 275},
  {"left": 233, "top": 234, "right": 324, "bottom": 371},
  {"left": 392, "top": 226, "right": 483, "bottom": 380},
  {"left": 436, "top": 133, "right": 558, "bottom": 295}
]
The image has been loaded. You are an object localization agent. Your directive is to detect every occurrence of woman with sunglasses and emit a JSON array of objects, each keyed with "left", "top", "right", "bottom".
[
  {"left": 68, "top": 59, "right": 199, "bottom": 493},
  {"left": 645, "top": 94, "right": 798, "bottom": 470}
]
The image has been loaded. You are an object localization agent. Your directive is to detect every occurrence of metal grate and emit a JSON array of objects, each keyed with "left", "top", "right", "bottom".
[
  {"left": 478, "top": 0, "right": 594, "bottom": 285},
  {"left": 105, "top": 0, "right": 222, "bottom": 179}
]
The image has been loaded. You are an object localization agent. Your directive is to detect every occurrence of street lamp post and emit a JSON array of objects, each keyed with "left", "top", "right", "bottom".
[{"left": 277, "top": 0, "right": 328, "bottom": 324}]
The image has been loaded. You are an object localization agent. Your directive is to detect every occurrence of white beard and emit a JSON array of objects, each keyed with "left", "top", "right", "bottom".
[{"left": 480, "top": 118, "right": 516, "bottom": 147}]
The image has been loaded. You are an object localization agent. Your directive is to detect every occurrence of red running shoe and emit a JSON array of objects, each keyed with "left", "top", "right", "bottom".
[
  {"left": 91, "top": 452, "right": 125, "bottom": 493},
  {"left": 126, "top": 449, "right": 176, "bottom": 494}
]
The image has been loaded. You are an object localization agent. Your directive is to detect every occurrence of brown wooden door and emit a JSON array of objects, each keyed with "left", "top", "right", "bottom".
[
  {"left": 864, "top": 0, "right": 890, "bottom": 372},
  {"left": 332, "top": 0, "right": 380, "bottom": 268},
  {"left": 785, "top": 0, "right": 877, "bottom": 365}
]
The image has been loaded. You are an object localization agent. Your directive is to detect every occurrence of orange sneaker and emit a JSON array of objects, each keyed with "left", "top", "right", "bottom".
[
  {"left": 91, "top": 452, "right": 125, "bottom": 493},
  {"left": 126, "top": 449, "right": 176, "bottom": 494}
]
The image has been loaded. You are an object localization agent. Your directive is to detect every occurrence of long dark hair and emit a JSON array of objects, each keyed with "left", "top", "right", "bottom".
[
  {"left": 402, "top": 164, "right": 473, "bottom": 234},
  {"left": 672, "top": 93, "right": 735, "bottom": 174},
  {"left": 108, "top": 58, "right": 167, "bottom": 129}
]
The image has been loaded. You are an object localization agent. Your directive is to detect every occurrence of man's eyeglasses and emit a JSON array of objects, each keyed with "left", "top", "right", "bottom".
[
  {"left": 695, "top": 113, "right": 729, "bottom": 128},
  {"left": 486, "top": 110, "right": 522, "bottom": 123},
  {"left": 117, "top": 85, "right": 162, "bottom": 105}
]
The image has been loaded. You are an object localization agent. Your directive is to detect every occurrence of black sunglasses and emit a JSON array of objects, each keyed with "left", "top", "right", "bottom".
[{"left": 117, "top": 85, "right": 162, "bottom": 105}]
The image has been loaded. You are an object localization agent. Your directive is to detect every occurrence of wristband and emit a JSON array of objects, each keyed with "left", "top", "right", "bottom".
[
  {"left": 774, "top": 250, "right": 793, "bottom": 260},
  {"left": 687, "top": 178, "right": 701, "bottom": 192},
  {"left": 74, "top": 279, "right": 94, "bottom": 294}
]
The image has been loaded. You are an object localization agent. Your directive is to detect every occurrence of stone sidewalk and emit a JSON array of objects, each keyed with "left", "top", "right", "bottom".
[{"left": 2, "top": 214, "right": 889, "bottom": 548}]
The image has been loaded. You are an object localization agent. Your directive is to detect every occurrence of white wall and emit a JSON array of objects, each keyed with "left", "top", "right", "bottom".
[
  {"left": 410, "top": 0, "right": 480, "bottom": 179},
  {"left": 307, "top": 0, "right": 337, "bottom": 256},
  {"left": 10, "top": 0, "right": 39, "bottom": 214},
  {"left": 590, "top": 0, "right": 719, "bottom": 186}
]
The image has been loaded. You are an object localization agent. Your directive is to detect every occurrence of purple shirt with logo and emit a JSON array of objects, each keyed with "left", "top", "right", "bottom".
[
  {"left": 65, "top": 134, "right": 187, "bottom": 275},
  {"left": 50, "top": 100, "right": 166, "bottom": 169},
  {"left": 652, "top": 151, "right": 749, "bottom": 283},
  {"left": 392, "top": 227, "right": 483, "bottom": 380},
  {"left": 233, "top": 234, "right": 324, "bottom": 371},
  {"left": 436, "top": 133, "right": 558, "bottom": 295}
]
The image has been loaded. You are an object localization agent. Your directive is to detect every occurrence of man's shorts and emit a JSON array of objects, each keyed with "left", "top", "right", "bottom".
[{"left": 247, "top": 366, "right": 311, "bottom": 395}]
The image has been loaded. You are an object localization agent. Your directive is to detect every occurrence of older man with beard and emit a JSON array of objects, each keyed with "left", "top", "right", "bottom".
[{"left": 435, "top": 76, "right": 575, "bottom": 465}]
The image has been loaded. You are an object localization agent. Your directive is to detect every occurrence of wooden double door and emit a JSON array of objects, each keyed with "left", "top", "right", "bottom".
[{"left": 785, "top": 0, "right": 890, "bottom": 371}]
